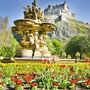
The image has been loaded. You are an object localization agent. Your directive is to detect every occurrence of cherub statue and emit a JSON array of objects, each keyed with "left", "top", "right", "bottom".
[
  {"left": 20, "top": 35, "right": 30, "bottom": 48},
  {"left": 28, "top": 33, "right": 34, "bottom": 45},
  {"left": 20, "top": 32, "right": 35, "bottom": 49},
  {"left": 39, "top": 34, "right": 48, "bottom": 51}
]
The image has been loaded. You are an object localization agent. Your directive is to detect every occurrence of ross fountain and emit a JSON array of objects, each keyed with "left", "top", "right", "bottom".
[{"left": 12, "top": 0, "right": 56, "bottom": 59}]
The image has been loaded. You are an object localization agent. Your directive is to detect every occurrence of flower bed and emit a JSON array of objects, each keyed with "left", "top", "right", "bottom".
[{"left": 0, "top": 62, "right": 90, "bottom": 90}]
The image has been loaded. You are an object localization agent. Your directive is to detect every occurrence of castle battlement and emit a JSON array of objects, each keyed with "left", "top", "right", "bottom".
[{"left": 44, "top": 1, "right": 75, "bottom": 23}]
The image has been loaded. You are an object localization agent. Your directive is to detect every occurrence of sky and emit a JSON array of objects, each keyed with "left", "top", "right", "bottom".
[{"left": 0, "top": 0, "right": 90, "bottom": 26}]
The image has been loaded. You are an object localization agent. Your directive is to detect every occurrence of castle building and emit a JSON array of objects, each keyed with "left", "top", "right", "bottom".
[{"left": 44, "top": 1, "right": 75, "bottom": 23}]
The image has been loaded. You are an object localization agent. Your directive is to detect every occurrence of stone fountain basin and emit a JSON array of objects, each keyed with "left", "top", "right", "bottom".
[
  {"left": 14, "top": 19, "right": 40, "bottom": 32},
  {"left": 13, "top": 19, "right": 56, "bottom": 32},
  {"left": 41, "top": 23, "right": 56, "bottom": 32}
]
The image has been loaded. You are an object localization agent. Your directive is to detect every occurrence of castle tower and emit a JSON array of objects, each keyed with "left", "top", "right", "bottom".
[
  {"left": 63, "top": 0, "right": 69, "bottom": 10},
  {"left": 64, "top": 0, "right": 66, "bottom": 4}
]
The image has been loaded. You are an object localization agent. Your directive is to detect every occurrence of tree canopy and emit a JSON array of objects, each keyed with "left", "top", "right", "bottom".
[
  {"left": 45, "top": 36, "right": 64, "bottom": 57},
  {"left": 65, "top": 35, "right": 90, "bottom": 58}
]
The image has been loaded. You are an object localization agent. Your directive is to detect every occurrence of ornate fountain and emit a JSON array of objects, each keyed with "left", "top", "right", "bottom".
[{"left": 12, "top": 0, "right": 56, "bottom": 58}]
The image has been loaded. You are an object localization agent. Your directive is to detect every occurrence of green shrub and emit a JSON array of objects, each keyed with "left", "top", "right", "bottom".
[{"left": 0, "top": 31, "right": 19, "bottom": 57}]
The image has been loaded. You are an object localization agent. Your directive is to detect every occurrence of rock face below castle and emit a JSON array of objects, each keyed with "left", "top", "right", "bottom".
[{"left": 44, "top": 1, "right": 75, "bottom": 23}]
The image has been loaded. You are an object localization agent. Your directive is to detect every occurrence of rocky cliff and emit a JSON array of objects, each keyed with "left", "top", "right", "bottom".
[{"left": 49, "top": 19, "right": 90, "bottom": 42}]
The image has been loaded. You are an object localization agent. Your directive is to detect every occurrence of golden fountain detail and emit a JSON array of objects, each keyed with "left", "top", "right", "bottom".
[{"left": 12, "top": 0, "right": 56, "bottom": 58}]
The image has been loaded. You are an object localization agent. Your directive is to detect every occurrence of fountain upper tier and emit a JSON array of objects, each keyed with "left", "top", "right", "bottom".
[{"left": 12, "top": 19, "right": 56, "bottom": 34}]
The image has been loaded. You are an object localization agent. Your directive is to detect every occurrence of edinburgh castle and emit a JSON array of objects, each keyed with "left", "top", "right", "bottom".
[{"left": 44, "top": 1, "right": 75, "bottom": 23}]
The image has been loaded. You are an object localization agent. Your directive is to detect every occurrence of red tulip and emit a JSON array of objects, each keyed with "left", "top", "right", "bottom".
[
  {"left": 60, "top": 65, "right": 66, "bottom": 68},
  {"left": 24, "top": 75, "right": 33, "bottom": 82},
  {"left": 15, "top": 79, "right": 22, "bottom": 85},
  {"left": 68, "top": 65, "right": 73, "bottom": 71},
  {"left": 85, "top": 80, "right": 90, "bottom": 85},
  {"left": 30, "top": 82, "right": 38, "bottom": 88},
  {"left": 42, "top": 58, "right": 49, "bottom": 63},
  {"left": 0, "top": 82, "right": 5, "bottom": 85},
  {"left": 75, "top": 78, "right": 82, "bottom": 81},
  {"left": 70, "top": 79, "right": 78, "bottom": 85},
  {"left": 11, "top": 76, "right": 17, "bottom": 82},
  {"left": 52, "top": 81, "right": 60, "bottom": 86}
]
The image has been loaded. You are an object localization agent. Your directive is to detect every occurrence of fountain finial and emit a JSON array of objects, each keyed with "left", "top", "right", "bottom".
[{"left": 32, "top": 0, "right": 37, "bottom": 6}]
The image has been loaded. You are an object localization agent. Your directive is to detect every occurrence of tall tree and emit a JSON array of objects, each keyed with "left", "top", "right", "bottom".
[{"left": 0, "top": 17, "right": 19, "bottom": 57}]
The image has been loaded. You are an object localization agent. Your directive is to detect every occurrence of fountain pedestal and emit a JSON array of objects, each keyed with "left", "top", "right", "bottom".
[
  {"left": 34, "top": 50, "right": 41, "bottom": 58},
  {"left": 21, "top": 49, "right": 33, "bottom": 58}
]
